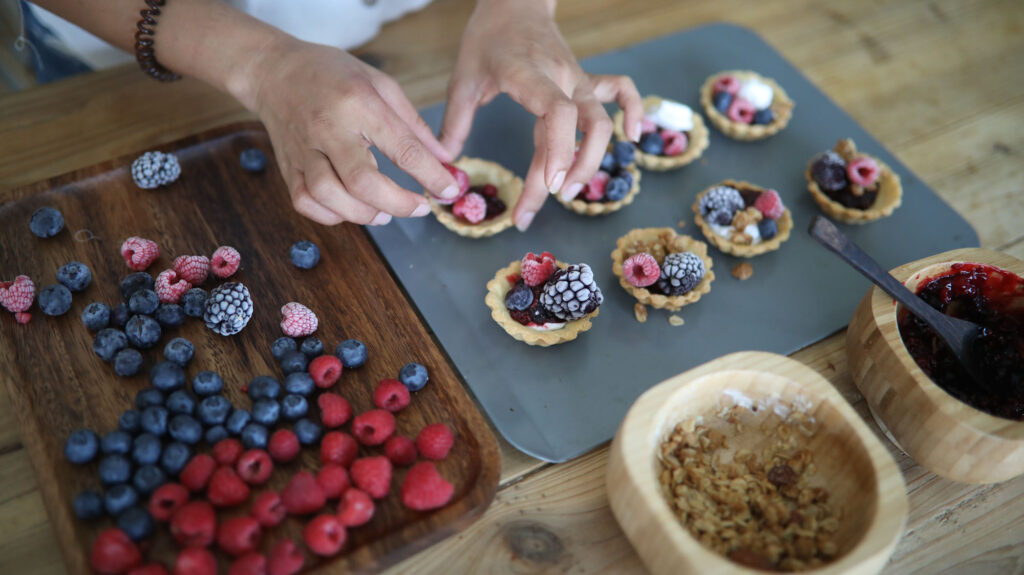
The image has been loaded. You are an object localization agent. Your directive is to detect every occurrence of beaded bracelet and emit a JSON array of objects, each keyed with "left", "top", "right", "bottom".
[{"left": 134, "top": 0, "right": 180, "bottom": 82}]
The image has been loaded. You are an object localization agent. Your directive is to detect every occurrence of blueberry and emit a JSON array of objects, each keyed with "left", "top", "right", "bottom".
[
  {"left": 129, "top": 289, "right": 160, "bottom": 315},
  {"left": 81, "top": 302, "right": 110, "bottom": 332},
  {"left": 57, "top": 261, "right": 92, "bottom": 292},
  {"left": 98, "top": 455, "right": 132, "bottom": 486},
  {"left": 101, "top": 430, "right": 133, "bottom": 455},
  {"left": 110, "top": 303, "right": 130, "bottom": 328},
  {"left": 196, "top": 395, "right": 231, "bottom": 426},
  {"left": 150, "top": 361, "right": 185, "bottom": 391},
  {"left": 120, "top": 273, "right": 154, "bottom": 301},
  {"left": 615, "top": 168, "right": 634, "bottom": 189},
  {"left": 74, "top": 490, "right": 104, "bottom": 520},
  {"left": 399, "top": 362, "right": 429, "bottom": 392},
  {"left": 181, "top": 288, "right": 208, "bottom": 318},
  {"left": 251, "top": 399, "right": 280, "bottom": 426},
  {"left": 758, "top": 218, "right": 779, "bottom": 241},
  {"left": 155, "top": 304, "right": 185, "bottom": 328},
  {"left": 709, "top": 208, "right": 735, "bottom": 226},
  {"left": 114, "top": 349, "right": 144, "bottom": 377},
  {"left": 135, "top": 388, "right": 164, "bottom": 410},
  {"left": 239, "top": 148, "right": 267, "bottom": 173},
  {"left": 132, "top": 464, "right": 166, "bottom": 495},
  {"left": 713, "top": 91, "right": 733, "bottom": 115},
  {"left": 139, "top": 406, "right": 168, "bottom": 436},
  {"left": 283, "top": 372, "right": 315, "bottom": 396},
  {"left": 293, "top": 418, "right": 322, "bottom": 445},
  {"left": 65, "top": 429, "right": 99, "bottom": 464},
  {"left": 240, "top": 423, "right": 269, "bottom": 449},
  {"left": 93, "top": 328, "right": 128, "bottom": 362},
  {"left": 335, "top": 339, "right": 367, "bottom": 369},
  {"left": 118, "top": 410, "right": 141, "bottom": 435},
  {"left": 605, "top": 176, "right": 630, "bottom": 202},
  {"left": 104, "top": 484, "right": 138, "bottom": 516},
  {"left": 116, "top": 506, "right": 154, "bottom": 542},
  {"left": 599, "top": 151, "right": 617, "bottom": 173},
  {"left": 504, "top": 282, "right": 533, "bottom": 311},
  {"left": 612, "top": 140, "right": 636, "bottom": 166},
  {"left": 39, "top": 284, "right": 72, "bottom": 316},
  {"left": 752, "top": 108, "right": 775, "bottom": 125},
  {"left": 29, "top": 206, "right": 64, "bottom": 238},
  {"left": 132, "top": 433, "right": 162, "bottom": 465},
  {"left": 126, "top": 314, "right": 162, "bottom": 349},
  {"left": 300, "top": 337, "right": 323, "bottom": 358},
  {"left": 810, "top": 152, "right": 849, "bottom": 193},
  {"left": 225, "top": 409, "right": 251, "bottom": 435},
  {"left": 205, "top": 425, "right": 229, "bottom": 444},
  {"left": 280, "top": 395, "right": 308, "bottom": 421},
  {"left": 164, "top": 337, "right": 194, "bottom": 366},
  {"left": 166, "top": 415, "right": 203, "bottom": 447},
  {"left": 289, "top": 240, "right": 321, "bottom": 269},
  {"left": 248, "top": 376, "right": 281, "bottom": 400},
  {"left": 160, "top": 442, "right": 191, "bottom": 475},
  {"left": 280, "top": 350, "right": 308, "bottom": 375},
  {"left": 639, "top": 132, "right": 664, "bottom": 155},
  {"left": 165, "top": 390, "right": 195, "bottom": 415},
  {"left": 271, "top": 337, "right": 298, "bottom": 361},
  {"left": 192, "top": 371, "right": 223, "bottom": 396}
]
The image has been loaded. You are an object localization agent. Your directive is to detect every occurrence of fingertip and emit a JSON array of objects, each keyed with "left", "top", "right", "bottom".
[
  {"left": 410, "top": 203, "right": 431, "bottom": 218},
  {"left": 515, "top": 210, "right": 536, "bottom": 232}
]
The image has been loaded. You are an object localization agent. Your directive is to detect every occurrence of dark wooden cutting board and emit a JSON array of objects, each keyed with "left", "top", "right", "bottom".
[{"left": 0, "top": 123, "right": 500, "bottom": 574}]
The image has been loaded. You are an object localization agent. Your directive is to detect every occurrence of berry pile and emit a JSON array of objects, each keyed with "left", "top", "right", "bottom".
[
  {"left": 698, "top": 184, "right": 787, "bottom": 245},
  {"left": 711, "top": 74, "right": 776, "bottom": 126},
  {"left": 444, "top": 164, "right": 506, "bottom": 224},
  {"left": 505, "top": 252, "right": 603, "bottom": 328},
  {"left": 810, "top": 139, "right": 882, "bottom": 210},
  {"left": 573, "top": 141, "right": 636, "bottom": 203},
  {"left": 638, "top": 99, "right": 693, "bottom": 157}
]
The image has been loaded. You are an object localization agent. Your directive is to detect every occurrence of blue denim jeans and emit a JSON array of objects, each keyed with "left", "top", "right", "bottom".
[{"left": 20, "top": 1, "right": 93, "bottom": 84}]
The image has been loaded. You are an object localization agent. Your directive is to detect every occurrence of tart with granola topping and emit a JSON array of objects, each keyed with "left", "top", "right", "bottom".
[
  {"left": 557, "top": 140, "right": 642, "bottom": 216},
  {"left": 806, "top": 138, "right": 903, "bottom": 224},
  {"left": 613, "top": 96, "right": 710, "bottom": 171},
  {"left": 610, "top": 228, "right": 714, "bottom": 311},
  {"left": 429, "top": 158, "right": 522, "bottom": 238},
  {"left": 693, "top": 180, "right": 793, "bottom": 257},
  {"left": 700, "top": 71, "right": 794, "bottom": 141}
]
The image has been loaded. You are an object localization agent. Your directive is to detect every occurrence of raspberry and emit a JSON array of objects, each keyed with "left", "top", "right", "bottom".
[
  {"left": 217, "top": 516, "right": 262, "bottom": 556},
  {"left": 384, "top": 435, "right": 418, "bottom": 466},
  {"left": 373, "top": 379, "right": 411, "bottom": 412},
  {"left": 847, "top": 156, "right": 880, "bottom": 187},
  {"left": 14, "top": 312, "right": 31, "bottom": 324},
  {"left": 180, "top": 454, "right": 217, "bottom": 492},
  {"left": 317, "top": 393, "right": 352, "bottom": 428},
  {"left": 337, "top": 488, "right": 375, "bottom": 527},
  {"left": 128, "top": 564, "right": 169, "bottom": 575},
  {"left": 281, "top": 471, "right": 327, "bottom": 515},
  {"left": 173, "top": 255, "right": 210, "bottom": 284},
  {"left": 660, "top": 129, "right": 688, "bottom": 156},
  {"left": 727, "top": 97, "right": 756, "bottom": 124},
  {"left": 211, "top": 246, "right": 241, "bottom": 278},
  {"left": 154, "top": 269, "right": 191, "bottom": 304},
  {"left": 350, "top": 456, "right": 392, "bottom": 499},
  {"left": 521, "top": 252, "right": 557, "bottom": 287},
  {"left": 584, "top": 171, "right": 609, "bottom": 201},
  {"left": 267, "top": 540, "right": 305, "bottom": 575},
  {"left": 352, "top": 410, "right": 395, "bottom": 446},
  {"left": 213, "top": 438, "right": 244, "bottom": 466},
  {"left": 149, "top": 482, "right": 189, "bottom": 521},
  {"left": 320, "top": 431, "right": 358, "bottom": 467},
  {"left": 303, "top": 514, "right": 347, "bottom": 557},
  {"left": 170, "top": 500, "right": 216, "bottom": 547},
  {"left": 173, "top": 548, "right": 216, "bottom": 575},
  {"left": 121, "top": 237, "right": 160, "bottom": 271},
  {"left": 308, "top": 355, "right": 342, "bottom": 388},
  {"left": 713, "top": 74, "right": 741, "bottom": 96},
  {"left": 434, "top": 163, "right": 470, "bottom": 205},
  {"left": 416, "top": 423, "right": 454, "bottom": 460},
  {"left": 452, "top": 192, "right": 486, "bottom": 224},
  {"left": 228, "top": 553, "right": 267, "bottom": 575},
  {"left": 90, "top": 528, "right": 142, "bottom": 574},
  {"left": 236, "top": 449, "right": 274, "bottom": 485},
  {"left": 480, "top": 183, "right": 498, "bottom": 197},
  {"left": 268, "top": 429, "right": 301, "bottom": 463},
  {"left": 280, "top": 302, "right": 318, "bottom": 338},
  {"left": 0, "top": 275, "right": 35, "bottom": 314},
  {"left": 401, "top": 461, "right": 454, "bottom": 511},
  {"left": 622, "top": 252, "right": 660, "bottom": 288},
  {"left": 251, "top": 491, "right": 286, "bottom": 527},
  {"left": 753, "top": 189, "right": 785, "bottom": 220},
  {"left": 208, "top": 466, "right": 251, "bottom": 507},
  {"left": 316, "top": 464, "right": 351, "bottom": 499}
]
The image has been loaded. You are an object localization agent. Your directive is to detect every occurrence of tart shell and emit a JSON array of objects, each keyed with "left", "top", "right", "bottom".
[
  {"left": 613, "top": 96, "right": 710, "bottom": 171},
  {"left": 610, "top": 228, "right": 715, "bottom": 311},
  {"left": 555, "top": 164, "right": 642, "bottom": 216},
  {"left": 429, "top": 157, "right": 522, "bottom": 238},
  {"left": 700, "top": 70, "right": 794, "bottom": 141},
  {"left": 692, "top": 180, "right": 793, "bottom": 258},
  {"left": 805, "top": 156, "right": 903, "bottom": 224}
]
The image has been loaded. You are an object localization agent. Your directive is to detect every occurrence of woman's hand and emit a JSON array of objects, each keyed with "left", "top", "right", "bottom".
[{"left": 441, "top": 0, "right": 643, "bottom": 230}]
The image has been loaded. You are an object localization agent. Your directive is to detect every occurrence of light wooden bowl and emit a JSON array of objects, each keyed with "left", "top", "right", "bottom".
[
  {"left": 847, "top": 247, "right": 1024, "bottom": 484},
  {"left": 607, "top": 351, "right": 906, "bottom": 575}
]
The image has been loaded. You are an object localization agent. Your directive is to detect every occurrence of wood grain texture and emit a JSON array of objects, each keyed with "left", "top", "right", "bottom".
[{"left": 0, "top": 124, "right": 500, "bottom": 574}]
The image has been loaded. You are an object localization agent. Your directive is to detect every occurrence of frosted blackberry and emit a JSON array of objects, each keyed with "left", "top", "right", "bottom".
[
  {"left": 656, "top": 252, "right": 706, "bottom": 296},
  {"left": 539, "top": 264, "right": 603, "bottom": 321},
  {"left": 698, "top": 186, "right": 745, "bottom": 226},
  {"left": 131, "top": 151, "right": 181, "bottom": 189},
  {"left": 204, "top": 282, "right": 253, "bottom": 336}
]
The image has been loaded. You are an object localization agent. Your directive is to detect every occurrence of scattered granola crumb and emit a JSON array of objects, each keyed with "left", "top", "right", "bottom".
[
  {"left": 732, "top": 262, "right": 754, "bottom": 281},
  {"left": 668, "top": 315, "right": 684, "bottom": 326},
  {"left": 677, "top": 220, "right": 687, "bottom": 228},
  {"left": 634, "top": 303, "right": 648, "bottom": 323}
]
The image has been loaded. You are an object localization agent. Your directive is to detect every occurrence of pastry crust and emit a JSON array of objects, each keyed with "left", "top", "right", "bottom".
[
  {"left": 484, "top": 260, "right": 599, "bottom": 347},
  {"left": 692, "top": 180, "right": 793, "bottom": 258},
  {"left": 613, "top": 96, "right": 710, "bottom": 171},
  {"left": 610, "top": 228, "right": 715, "bottom": 311},
  {"left": 429, "top": 157, "right": 522, "bottom": 238},
  {"left": 805, "top": 156, "right": 903, "bottom": 224},
  {"left": 700, "top": 70, "right": 794, "bottom": 141},
  {"left": 555, "top": 164, "right": 642, "bottom": 216}
]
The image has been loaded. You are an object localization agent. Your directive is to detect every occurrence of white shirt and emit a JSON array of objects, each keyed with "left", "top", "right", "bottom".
[{"left": 30, "top": 0, "right": 434, "bottom": 70}]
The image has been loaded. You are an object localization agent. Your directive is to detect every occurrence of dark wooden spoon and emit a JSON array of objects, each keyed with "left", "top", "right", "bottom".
[{"left": 809, "top": 215, "right": 990, "bottom": 387}]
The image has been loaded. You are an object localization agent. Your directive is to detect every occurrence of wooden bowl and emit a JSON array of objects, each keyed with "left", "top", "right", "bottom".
[
  {"left": 847, "top": 247, "right": 1024, "bottom": 484},
  {"left": 607, "top": 351, "right": 906, "bottom": 575}
]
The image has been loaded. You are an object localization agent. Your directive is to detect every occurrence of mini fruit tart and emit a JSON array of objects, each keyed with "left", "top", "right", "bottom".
[
  {"left": 700, "top": 70, "right": 794, "bottom": 141},
  {"left": 806, "top": 138, "right": 903, "bottom": 224},
  {"left": 485, "top": 252, "right": 603, "bottom": 346},
  {"left": 693, "top": 180, "right": 793, "bottom": 257},
  {"left": 613, "top": 96, "right": 710, "bottom": 171},
  {"left": 610, "top": 228, "right": 714, "bottom": 311},
  {"left": 429, "top": 158, "right": 522, "bottom": 238},
  {"left": 556, "top": 141, "right": 642, "bottom": 216}
]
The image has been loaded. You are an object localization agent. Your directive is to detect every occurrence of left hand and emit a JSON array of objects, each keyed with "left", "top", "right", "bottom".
[{"left": 440, "top": 0, "right": 643, "bottom": 231}]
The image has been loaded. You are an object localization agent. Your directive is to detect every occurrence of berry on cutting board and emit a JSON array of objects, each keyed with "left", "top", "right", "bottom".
[
  {"left": 280, "top": 302, "right": 317, "bottom": 338},
  {"left": 120, "top": 237, "right": 160, "bottom": 272},
  {"left": 335, "top": 338, "right": 367, "bottom": 368},
  {"left": 289, "top": 240, "right": 321, "bottom": 270},
  {"left": 38, "top": 283, "right": 72, "bottom": 316},
  {"left": 172, "top": 255, "right": 210, "bottom": 285},
  {"left": 398, "top": 362, "right": 429, "bottom": 392},
  {"left": 239, "top": 148, "right": 268, "bottom": 173},
  {"left": 29, "top": 206, "right": 64, "bottom": 238},
  {"left": 57, "top": 261, "right": 92, "bottom": 292},
  {"left": 210, "top": 246, "right": 242, "bottom": 278}
]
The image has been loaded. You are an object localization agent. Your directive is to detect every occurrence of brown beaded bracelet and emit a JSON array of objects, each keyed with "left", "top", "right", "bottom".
[{"left": 134, "top": 0, "right": 180, "bottom": 82}]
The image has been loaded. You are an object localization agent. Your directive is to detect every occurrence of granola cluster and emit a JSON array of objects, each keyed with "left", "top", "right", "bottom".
[{"left": 620, "top": 229, "right": 691, "bottom": 266}]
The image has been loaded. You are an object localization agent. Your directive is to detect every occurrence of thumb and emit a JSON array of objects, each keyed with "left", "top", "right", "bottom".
[{"left": 440, "top": 78, "right": 480, "bottom": 159}]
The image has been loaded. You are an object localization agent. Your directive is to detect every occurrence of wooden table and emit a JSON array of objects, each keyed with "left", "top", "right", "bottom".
[{"left": 1, "top": 0, "right": 1022, "bottom": 573}]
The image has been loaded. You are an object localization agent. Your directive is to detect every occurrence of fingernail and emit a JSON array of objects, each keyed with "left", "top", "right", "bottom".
[
  {"left": 370, "top": 212, "right": 392, "bottom": 226},
  {"left": 632, "top": 122, "right": 642, "bottom": 142},
  {"left": 561, "top": 182, "right": 583, "bottom": 202},
  {"left": 547, "top": 170, "right": 566, "bottom": 194},
  {"left": 516, "top": 211, "right": 535, "bottom": 232},
  {"left": 439, "top": 184, "right": 459, "bottom": 199},
  {"left": 411, "top": 203, "right": 431, "bottom": 217}
]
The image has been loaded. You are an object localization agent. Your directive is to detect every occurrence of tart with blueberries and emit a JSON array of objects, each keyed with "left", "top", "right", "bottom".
[
  {"left": 613, "top": 96, "right": 710, "bottom": 171},
  {"left": 485, "top": 252, "right": 603, "bottom": 347},
  {"left": 429, "top": 157, "right": 522, "bottom": 238},
  {"left": 700, "top": 71, "right": 794, "bottom": 141},
  {"left": 610, "top": 228, "right": 714, "bottom": 311},
  {"left": 693, "top": 180, "right": 793, "bottom": 257},
  {"left": 556, "top": 140, "right": 642, "bottom": 216},
  {"left": 806, "top": 138, "right": 903, "bottom": 224}
]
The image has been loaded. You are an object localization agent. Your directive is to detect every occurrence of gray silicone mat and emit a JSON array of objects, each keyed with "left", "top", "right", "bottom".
[{"left": 366, "top": 23, "right": 978, "bottom": 463}]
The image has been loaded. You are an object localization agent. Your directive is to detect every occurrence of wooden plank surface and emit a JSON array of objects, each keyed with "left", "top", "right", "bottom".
[{"left": 1, "top": 0, "right": 1022, "bottom": 573}]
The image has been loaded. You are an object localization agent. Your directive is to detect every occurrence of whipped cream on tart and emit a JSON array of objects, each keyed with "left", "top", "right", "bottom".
[
  {"left": 429, "top": 157, "right": 522, "bottom": 238},
  {"left": 611, "top": 228, "right": 714, "bottom": 312},
  {"left": 613, "top": 95, "right": 709, "bottom": 171},
  {"left": 700, "top": 70, "right": 794, "bottom": 141},
  {"left": 806, "top": 138, "right": 903, "bottom": 224},
  {"left": 556, "top": 140, "right": 642, "bottom": 216},
  {"left": 693, "top": 180, "right": 793, "bottom": 257}
]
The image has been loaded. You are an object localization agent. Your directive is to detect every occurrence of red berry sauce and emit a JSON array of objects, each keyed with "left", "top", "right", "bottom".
[{"left": 897, "top": 263, "right": 1024, "bottom": 420}]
